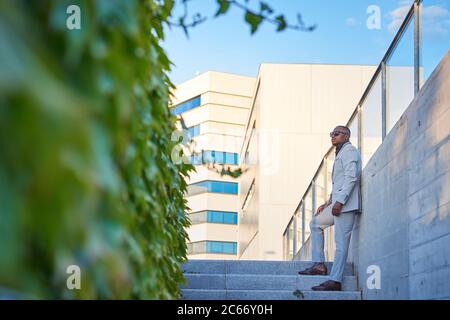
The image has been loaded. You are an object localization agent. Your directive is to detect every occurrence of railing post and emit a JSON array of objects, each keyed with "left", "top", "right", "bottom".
[
  {"left": 358, "top": 105, "right": 363, "bottom": 160},
  {"left": 311, "top": 181, "right": 316, "bottom": 225},
  {"left": 357, "top": 105, "right": 363, "bottom": 213},
  {"left": 324, "top": 158, "right": 329, "bottom": 208},
  {"left": 292, "top": 216, "right": 297, "bottom": 259},
  {"left": 357, "top": 107, "right": 362, "bottom": 153},
  {"left": 301, "top": 203, "right": 305, "bottom": 245},
  {"left": 414, "top": 0, "right": 421, "bottom": 94},
  {"left": 381, "top": 61, "right": 387, "bottom": 140}
]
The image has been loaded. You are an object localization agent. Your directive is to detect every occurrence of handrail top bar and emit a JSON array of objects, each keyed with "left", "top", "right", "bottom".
[{"left": 289, "top": 0, "right": 421, "bottom": 226}]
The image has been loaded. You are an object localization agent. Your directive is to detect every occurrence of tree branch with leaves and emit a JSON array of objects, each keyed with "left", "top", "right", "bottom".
[{"left": 168, "top": 0, "right": 316, "bottom": 36}]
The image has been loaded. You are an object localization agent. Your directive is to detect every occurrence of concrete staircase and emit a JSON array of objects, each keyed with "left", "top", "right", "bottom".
[{"left": 181, "top": 260, "right": 362, "bottom": 300}]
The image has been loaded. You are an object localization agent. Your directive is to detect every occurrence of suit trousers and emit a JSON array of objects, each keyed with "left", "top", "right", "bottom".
[{"left": 310, "top": 204, "right": 357, "bottom": 282}]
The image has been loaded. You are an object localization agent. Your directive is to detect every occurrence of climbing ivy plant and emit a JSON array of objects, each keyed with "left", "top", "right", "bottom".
[
  {"left": 0, "top": 0, "right": 193, "bottom": 299},
  {"left": 0, "top": 0, "right": 312, "bottom": 299}
]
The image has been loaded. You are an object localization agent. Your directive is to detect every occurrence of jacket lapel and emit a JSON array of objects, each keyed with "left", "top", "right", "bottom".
[{"left": 332, "top": 142, "right": 351, "bottom": 180}]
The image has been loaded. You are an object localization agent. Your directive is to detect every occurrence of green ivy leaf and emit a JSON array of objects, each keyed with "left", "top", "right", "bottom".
[
  {"left": 215, "top": 0, "right": 230, "bottom": 17},
  {"left": 245, "top": 11, "right": 263, "bottom": 34},
  {"left": 260, "top": 2, "right": 273, "bottom": 15},
  {"left": 276, "top": 15, "right": 287, "bottom": 32}
]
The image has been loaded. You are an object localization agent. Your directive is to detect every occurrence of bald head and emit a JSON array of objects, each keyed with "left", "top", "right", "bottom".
[
  {"left": 336, "top": 126, "right": 351, "bottom": 136},
  {"left": 330, "top": 125, "right": 351, "bottom": 146}
]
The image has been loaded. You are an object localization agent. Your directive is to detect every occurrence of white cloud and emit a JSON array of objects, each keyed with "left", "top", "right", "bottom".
[
  {"left": 421, "top": 5, "right": 450, "bottom": 36},
  {"left": 346, "top": 17, "right": 361, "bottom": 27},
  {"left": 422, "top": 5, "right": 448, "bottom": 19},
  {"left": 400, "top": 0, "right": 414, "bottom": 6},
  {"left": 387, "top": 1, "right": 450, "bottom": 36},
  {"left": 387, "top": 3, "right": 411, "bottom": 33}
]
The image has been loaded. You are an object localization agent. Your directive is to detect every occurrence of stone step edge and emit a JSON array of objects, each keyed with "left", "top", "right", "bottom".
[{"left": 181, "top": 289, "right": 362, "bottom": 301}]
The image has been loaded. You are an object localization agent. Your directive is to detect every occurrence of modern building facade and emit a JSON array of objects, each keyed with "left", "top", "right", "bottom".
[
  {"left": 238, "top": 63, "right": 377, "bottom": 260},
  {"left": 170, "top": 71, "right": 255, "bottom": 260}
]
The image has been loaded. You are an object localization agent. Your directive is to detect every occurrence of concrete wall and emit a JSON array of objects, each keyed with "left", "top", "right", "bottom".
[{"left": 351, "top": 52, "right": 450, "bottom": 299}]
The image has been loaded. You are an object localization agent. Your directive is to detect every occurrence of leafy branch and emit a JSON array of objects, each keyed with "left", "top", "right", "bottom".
[
  {"left": 226, "top": 0, "right": 316, "bottom": 34},
  {"left": 167, "top": 0, "right": 207, "bottom": 37},
  {"left": 168, "top": 0, "right": 316, "bottom": 36},
  {"left": 205, "top": 163, "right": 248, "bottom": 178}
]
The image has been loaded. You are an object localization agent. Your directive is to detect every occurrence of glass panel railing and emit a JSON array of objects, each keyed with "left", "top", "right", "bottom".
[
  {"left": 326, "top": 152, "right": 335, "bottom": 202},
  {"left": 288, "top": 219, "right": 294, "bottom": 260},
  {"left": 387, "top": 15, "right": 415, "bottom": 132},
  {"left": 362, "top": 72, "right": 382, "bottom": 168},
  {"left": 189, "top": 211, "right": 208, "bottom": 225},
  {"left": 171, "top": 95, "right": 201, "bottom": 116},
  {"left": 314, "top": 164, "right": 326, "bottom": 210},
  {"left": 187, "top": 180, "right": 238, "bottom": 196},
  {"left": 420, "top": 0, "right": 450, "bottom": 87},
  {"left": 304, "top": 186, "right": 313, "bottom": 242},
  {"left": 324, "top": 226, "right": 336, "bottom": 261},
  {"left": 295, "top": 204, "right": 303, "bottom": 254},
  {"left": 348, "top": 111, "right": 360, "bottom": 149},
  {"left": 187, "top": 241, "right": 207, "bottom": 255},
  {"left": 283, "top": 229, "right": 289, "bottom": 260},
  {"left": 284, "top": 0, "right": 450, "bottom": 260}
]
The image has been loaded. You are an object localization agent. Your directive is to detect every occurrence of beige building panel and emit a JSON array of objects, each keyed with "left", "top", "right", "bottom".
[
  {"left": 238, "top": 233, "right": 260, "bottom": 260},
  {"left": 208, "top": 104, "right": 249, "bottom": 126},
  {"left": 258, "top": 64, "right": 312, "bottom": 132},
  {"left": 192, "top": 133, "right": 243, "bottom": 154},
  {"left": 181, "top": 105, "right": 209, "bottom": 127},
  {"left": 186, "top": 165, "right": 241, "bottom": 185},
  {"left": 171, "top": 75, "right": 208, "bottom": 105},
  {"left": 310, "top": 64, "right": 375, "bottom": 133},
  {"left": 201, "top": 121, "right": 245, "bottom": 137},
  {"left": 187, "top": 223, "right": 238, "bottom": 243},
  {"left": 186, "top": 193, "right": 239, "bottom": 213},
  {"left": 258, "top": 204, "right": 297, "bottom": 261},
  {"left": 182, "top": 104, "right": 249, "bottom": 128},
  {"left": 202, "top": 91, "right": 253, "bottom": 109},
  {"left": 171, "top": 71, "right": 255, "bottom": 105},
  {"left": 207, "top": 71, "right": 256, "bottom": 98}
]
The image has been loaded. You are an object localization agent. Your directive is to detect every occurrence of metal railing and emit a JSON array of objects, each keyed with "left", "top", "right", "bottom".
[{"left": 283, "top": 0, "right": 446, "bottom": 260}]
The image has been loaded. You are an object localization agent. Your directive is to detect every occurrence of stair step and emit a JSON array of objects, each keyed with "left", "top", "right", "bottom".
[
  {"left": 181, "top": 289, "right": 361, "bottom": 300},
  {"left": 182, "top": 274, "right": 358, "bottom": 291},
  {"left": 182, "top": 260, "right": 354, "bottom": 276}
]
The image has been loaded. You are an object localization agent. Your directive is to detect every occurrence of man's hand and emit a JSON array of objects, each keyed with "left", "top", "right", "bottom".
[
  {"left": 315, "top": 204, "right": 327, "bottom": 216},
  {"left": 332, "top": 202, "right": 343, "bottom": 216}
]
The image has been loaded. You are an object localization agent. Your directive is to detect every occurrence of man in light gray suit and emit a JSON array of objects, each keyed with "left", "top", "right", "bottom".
[{"left": 298, "top": 126, "right": 362, "bottom": 291}]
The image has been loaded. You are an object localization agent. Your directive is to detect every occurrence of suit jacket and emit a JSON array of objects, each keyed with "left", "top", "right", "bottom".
[{"left": 327, "top": 141, "right": 362, "bottom": 213}]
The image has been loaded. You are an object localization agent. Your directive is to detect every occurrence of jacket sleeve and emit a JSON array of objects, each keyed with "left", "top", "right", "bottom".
[{"left": 333, "top": 150, "right": 360, "bottom": 205}]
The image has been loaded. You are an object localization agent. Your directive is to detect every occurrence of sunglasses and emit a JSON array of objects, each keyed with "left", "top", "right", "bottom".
[{"left": 329, "top": 131, "right": 347, "bottom": 137}]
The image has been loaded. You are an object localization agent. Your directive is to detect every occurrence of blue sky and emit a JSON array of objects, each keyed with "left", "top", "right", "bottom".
[{"left": 162, "top": 0, "right": 450, "bottom": 85}]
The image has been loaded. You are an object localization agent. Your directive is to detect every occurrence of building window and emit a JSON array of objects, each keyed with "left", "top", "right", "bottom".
[
  {"left": 187, "top": 124, "right": 201, "bottom": 138},
  {"left": 187, "top": 180, "right": 238, "bottom": 196},
  {"left": 189, "top": 210, "right": 238, "bottom": 225},
  {"left": 171, "top": 95, "right": 201, "bottom": 116},
  {"left": 191, "top": 151, "right": 239, "bottom": 165},
  {"left": 187, "top": 241, "right": 237, "bottom": 255}
]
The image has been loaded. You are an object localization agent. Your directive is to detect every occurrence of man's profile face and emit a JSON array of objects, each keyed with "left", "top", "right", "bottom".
[{"left": 330, "top": 126, "right": 350, "bottom": 146}]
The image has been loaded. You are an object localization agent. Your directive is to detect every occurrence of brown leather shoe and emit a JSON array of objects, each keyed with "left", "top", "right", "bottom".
[
  {"left": 298, "top": 263, "right": 328, "bottom": 276},
  {"left": 311, "top": 280, "right": 342, "bottom": 291}
]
